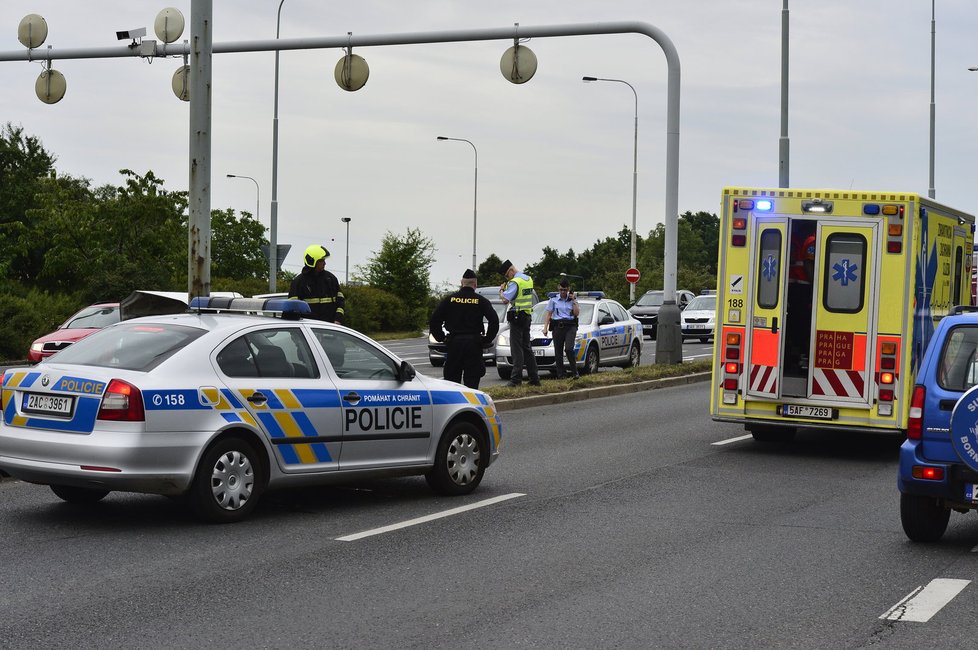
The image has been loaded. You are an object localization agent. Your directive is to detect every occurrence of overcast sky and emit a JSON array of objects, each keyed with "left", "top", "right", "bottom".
[{"left": 2, "top": 1, "right": 977, "bottom": 293}]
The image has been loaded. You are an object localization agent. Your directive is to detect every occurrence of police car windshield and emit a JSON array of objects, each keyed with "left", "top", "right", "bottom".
[
  {"left": 635, "top": 292, "right": 663, "bottom": 307},
  {"left": 64, "top": 305, "right": 120, "bottom": 329},
  {"left": 687, "top": 296, "right": 716, "bottom": 311},
  {"left": 46, "top": 322, "right": 205, "bottom": 371}
]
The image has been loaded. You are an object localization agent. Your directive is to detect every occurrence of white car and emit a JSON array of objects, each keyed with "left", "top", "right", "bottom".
[
  {"left": 680, "top": 294, "right": 717, "bottom": 342},
  {"left": 0, "top": 297, "right": 503, "bottom": 522},
  {"left": 495, "top": 292, "right": 642, "bottom": 379}
]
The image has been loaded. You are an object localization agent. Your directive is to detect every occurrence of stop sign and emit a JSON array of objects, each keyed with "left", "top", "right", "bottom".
[{"left": 625, "top": 267, "right": 641, "bottom": 283}]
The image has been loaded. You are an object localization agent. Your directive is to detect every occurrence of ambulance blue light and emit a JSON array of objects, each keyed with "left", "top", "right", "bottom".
[
  {"left": 863, "top": 204, "right": 881, "bottom": 215},
  {"left": 755, "top": 199, "right": 773, "bottom": 212}
]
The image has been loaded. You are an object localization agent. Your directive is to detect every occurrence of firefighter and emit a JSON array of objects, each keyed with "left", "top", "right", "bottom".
[
  {"left": 429, "top": 269, "right": 499, "bottom": 389},
  {"left": 289, "top": 244, "right": 346, "bottom": 324}
]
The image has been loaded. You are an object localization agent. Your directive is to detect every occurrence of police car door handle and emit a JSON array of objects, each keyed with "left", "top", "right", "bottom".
[
  {"left": 247, "top": 392, "right": 268, "bottom": 404},
  {"left": 343, "top": 392, "right": 361, "bottom": 405}
]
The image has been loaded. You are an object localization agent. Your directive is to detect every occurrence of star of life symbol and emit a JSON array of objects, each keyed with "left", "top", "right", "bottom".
[
  {"left": 832, "top": 259, "right": 858, "bottom": 286},
  {"left": 762, "top": 254, "right": 778, "bottom": 281}
]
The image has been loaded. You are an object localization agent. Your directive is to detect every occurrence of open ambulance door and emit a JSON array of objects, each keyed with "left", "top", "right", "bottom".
[
  {"left": 744, "top": 218, "right": 788, "bottom": 399},
  {"left": 807, "top": 221, "right": 879, "bottom": 405}
]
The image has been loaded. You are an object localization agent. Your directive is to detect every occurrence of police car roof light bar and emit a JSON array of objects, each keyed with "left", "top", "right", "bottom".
[{"left": 189, "top": 297, "right": 311, "bottom": 319}]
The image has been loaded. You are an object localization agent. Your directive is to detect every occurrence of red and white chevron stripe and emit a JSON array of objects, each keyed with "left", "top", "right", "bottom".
[
  {"left": 812, "top": 368, "right": 865, "bottom": 398},
  {"left": 749, "top": 364, "right": 778, "bottom": 394}
]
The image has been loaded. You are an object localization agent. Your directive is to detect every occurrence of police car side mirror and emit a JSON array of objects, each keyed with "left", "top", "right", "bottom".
[
  {"left": 600, "top": 315, "right": 614, "bottom": 325},
  {"left": 397, "top": 360, "right": 416, "bottom": 382}
]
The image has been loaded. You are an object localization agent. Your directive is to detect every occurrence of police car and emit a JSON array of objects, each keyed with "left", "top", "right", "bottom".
[
  {"left": 0, "top": 298, "right": 503, "bottom": 523},
  {"left": 680, "top": 293, "right": 717, "bottom": 343},
  {"left": 495, "top": 292, "right": 642, "bottom": 379}
]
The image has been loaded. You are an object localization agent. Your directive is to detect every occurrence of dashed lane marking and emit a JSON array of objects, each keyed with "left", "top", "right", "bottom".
[
  {"left": 711, "top": 434, "right": 753, "bottom": 446},
  {"left": 335, "top": 492, "right": 526, "bottom": 541},
  {"left": 879, "top": 578, "right": 970, "bottom": 623}
]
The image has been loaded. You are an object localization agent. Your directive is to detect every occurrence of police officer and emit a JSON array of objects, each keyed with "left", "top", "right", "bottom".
[
  {"left": 429, "top": 269, "right": 499, "bottom": 389},
  {"left": 289, "top": 244, "right": 346, "bottom": 324},
  {"left": 499, "top": 259, "right": 540, "bottom": 387},
  {"left": 542, "top": 278, "right": 581, "bottom": 379}
]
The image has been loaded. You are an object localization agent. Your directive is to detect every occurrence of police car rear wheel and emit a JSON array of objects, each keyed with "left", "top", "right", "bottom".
[
  {"left": 583, "top": 345, "right": 599, "bottom": 375},
  {"left": 625, "top": 342, "right": 641, "bottom": 368},
  {"left": 426, "top": 421, "right": 485, "bottom": 496},
  {"left": 900, "top": 493, "right": 950, "bottom": 542},
  {"left": 50, "top": 484, "right": 110, "bottom": 504},
  {"left": 190, "top": 437, "right": 265, "bottom": 523}
]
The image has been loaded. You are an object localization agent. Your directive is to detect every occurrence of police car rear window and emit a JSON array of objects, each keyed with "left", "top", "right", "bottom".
[{"left": 44, "top": 323, "right": 205, "bottom": 371}]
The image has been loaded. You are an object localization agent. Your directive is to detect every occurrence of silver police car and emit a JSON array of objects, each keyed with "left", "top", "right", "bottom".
[{"left": 0, "top": 298, "right": 503, "bottom": 522}]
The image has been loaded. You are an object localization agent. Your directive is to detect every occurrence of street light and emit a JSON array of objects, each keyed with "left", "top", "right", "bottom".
[
  {"left": 582, "top": 75, "right": 639, "bottom": 303},
  {"left": 436, "top": 136, "right": 478, "bottom": 271},
  {"left": 559, "top": 272, "right": 585, "bottom": 292},
  {"left": 226, "top": 173, "right": 271, "bottom": 290},
  {"left": 268, "top": 0, "right": 287, "bottom": 293},
  {"left": 341, "top": 217, "right": 351, "bottom": 284}
]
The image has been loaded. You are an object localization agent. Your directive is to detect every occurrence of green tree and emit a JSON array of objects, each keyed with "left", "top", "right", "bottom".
[
  {"left": 210, "top": 207, "right": 269, "bottom": 280},
  {"left": 358, "top": 228, "right": 435, "bottom": 327}
]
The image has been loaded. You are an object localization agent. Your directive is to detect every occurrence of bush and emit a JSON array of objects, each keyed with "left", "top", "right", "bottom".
[
  {"left": 343, "top": 285, "right": 417, "bottom": 333},
  {"left": 0, "top": 287, "right": 86, "bottom": 362}
]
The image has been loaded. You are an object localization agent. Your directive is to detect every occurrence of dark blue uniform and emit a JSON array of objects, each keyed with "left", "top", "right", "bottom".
[{"left": 429, "top": 286, "right": 499, "bottom": 389}]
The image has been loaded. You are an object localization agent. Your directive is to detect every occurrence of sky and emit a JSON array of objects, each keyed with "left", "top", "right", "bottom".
[{"left": 2, "top": 1, "right": 978, "bottom": 293}]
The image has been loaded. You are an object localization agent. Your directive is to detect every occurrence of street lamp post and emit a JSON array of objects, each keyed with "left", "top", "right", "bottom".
[
  {"left": 436, "top": 136, "right": 478, "bottom": 271},
  {"left": 269, "top": 0, "right": 286, "bottom": 293},
  {"left": 227, "top": 173, "right": 270, "bottom": 289},
  {"left": 341, "top": 217, "right": 351, "bottom": 284},
  {"left": 559, "top": 272, "right": 585, "bottom": 293},
  {"left": 582, "top": 76, "right": 639, "bottom": 303}
]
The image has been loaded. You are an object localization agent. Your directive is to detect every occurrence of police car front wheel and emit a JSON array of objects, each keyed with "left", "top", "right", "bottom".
[
  {"left": 426, "top": 421, "right": 486, "bottom": 496},
  {"left": 189, "top": 437, "right": 266, "bottom": 523}
]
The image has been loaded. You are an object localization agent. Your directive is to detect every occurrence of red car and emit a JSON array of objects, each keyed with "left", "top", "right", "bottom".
[{"left": 28, "top": 302, "right": 120, "bottom": 362}]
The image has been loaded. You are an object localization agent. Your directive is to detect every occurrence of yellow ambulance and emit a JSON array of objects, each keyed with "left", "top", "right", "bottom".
[{"left": 710, "top": 187, "right": 974, "bottom": 441}]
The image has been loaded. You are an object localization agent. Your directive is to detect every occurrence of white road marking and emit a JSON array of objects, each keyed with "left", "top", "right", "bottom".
[
  {"left": 712, "top": 434, "right": 753, "bottom": 446},
  {"left": 335, "top": 492, "right": 526, "bottom": 541},
  {"left": 880, "top": 578, "right": 971, "bottom": 622},
  {"left": 971, "top": 543, "right": 978, "bottom": 553}
]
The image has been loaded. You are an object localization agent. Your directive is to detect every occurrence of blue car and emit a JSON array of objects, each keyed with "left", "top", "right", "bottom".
[{"left": 898, "top": 308, "right": 978, "bottom": 542}]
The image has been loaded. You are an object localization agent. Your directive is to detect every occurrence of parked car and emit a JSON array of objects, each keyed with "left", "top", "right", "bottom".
[
  {"left": 628, "top": 289, "right": 695, "bottom": 339},
  {"left": 495, "top": 292, "right": 642, "bottom": 379},
  {"left": 0, "top": 297, "right": 503, "bottom": 523},
  {"left": 28, "top": 302, "right": 121, "bottom": 362},
  {"left": 898, "top": 307, "right": 978, "bottom": 541},
  {"left": 680, "top": 294, "right": 717, "bottom": 342}
]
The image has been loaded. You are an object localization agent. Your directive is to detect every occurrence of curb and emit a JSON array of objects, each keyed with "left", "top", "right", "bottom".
[{"left": 493, "top": 371, "right": 712, "bottom": 412}]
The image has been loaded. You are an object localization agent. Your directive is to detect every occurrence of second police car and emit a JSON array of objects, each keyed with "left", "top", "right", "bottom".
[
  {"left": 495, "top": 292, "right": 642, "bottom": 379},
  {"left": 0, "top": 298, "right": 503, "bottom": 523}
]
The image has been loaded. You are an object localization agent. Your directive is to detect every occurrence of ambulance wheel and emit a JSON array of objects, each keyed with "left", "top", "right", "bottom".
[
  {"left": 625, "top": 342, "right": 641, "bottom": 368},
  {"left": 497, "top": 366, "right": 512, "bottom": 380},
  {"left": 749, "top": 425, "right": 796, "bottom": 442},
  {"left": 189, "top": 437, "right": 265, "bottom": 523},
  {"left": 900, "top": 493, "right": 950, "bottom": 542},
  {"left": 583, "top": 345, "right": 599, "bottom": 375},
  {"left": 426, "top": 421, "right": 485, "bottom": 496},
  {"left": 50, "top": 485, "right": 110, "bottom": 504}
]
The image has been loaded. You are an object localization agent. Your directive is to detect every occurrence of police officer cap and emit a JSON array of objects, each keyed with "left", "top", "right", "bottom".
[
  {"left": 558, "top": 278, "right": 570, "bottom": 288},
  {"left": 462, "top": 269, "right": 477, "bottom": 279},
  {"left": 498, "top": 259, "right": 513, "bottom": 275}
]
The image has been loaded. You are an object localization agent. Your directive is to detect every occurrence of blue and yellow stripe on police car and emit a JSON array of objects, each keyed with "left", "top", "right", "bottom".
[
  {"left": 255, "top": 409, "right": 333, "bottom": 464},
  {"left": 459, "top": 391, "right": 502, "bottom": 449}
]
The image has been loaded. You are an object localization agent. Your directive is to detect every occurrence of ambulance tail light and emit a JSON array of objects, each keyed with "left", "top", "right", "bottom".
[
  {"left": 97, "top": 379, "right": 145, "bottom": 422},
  {"left": 722, "top": 331, "right": 742, "bottom": 404},
  {"left": 907, "top": 385, "right": 925, "bottom": 440},
  {"left": 725, "top": 362, "right": 739, "bottom": 374},
  {"left": 726, "top": 333, "right": 741, "bottom": 346},
  {"left": 723, "top": 379, "right": 739, "bottom": 391},
  {"left": 887, "top": 241, "right": 902, "bottom": 254},
  {"left": 731, "top": 235, "right": 747, "bottom": 247},
  {"left": 732, "top": 217, "right": 747, "bottom": 229}
]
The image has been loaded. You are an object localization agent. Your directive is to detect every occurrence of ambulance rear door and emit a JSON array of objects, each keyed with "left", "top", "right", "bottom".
[
  {"left": 744, "top": 218, "right": 789, "bottom": 399},
  {"left": 808, "top": 221, "right": 880, "bottom": 405}
]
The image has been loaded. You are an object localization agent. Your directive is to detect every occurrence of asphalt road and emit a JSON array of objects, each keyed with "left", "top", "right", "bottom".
[
  {"left": 383, "top": 334, "right": 715, "bottom": 388},
  {"left": 2, "top": 384, "right": 978, "bottom": 648}
]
